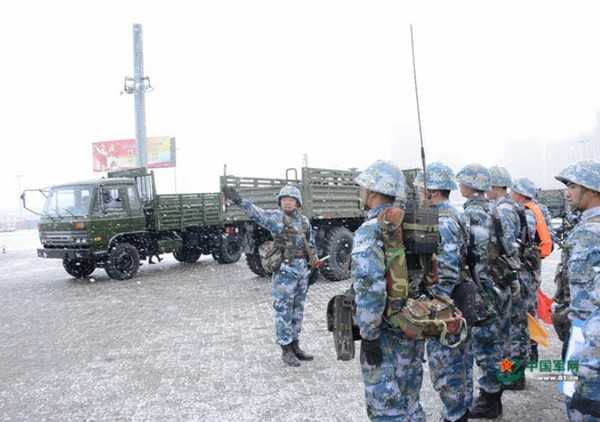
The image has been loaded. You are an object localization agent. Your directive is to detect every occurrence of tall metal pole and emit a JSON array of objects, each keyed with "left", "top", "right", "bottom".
[
  {"left": 133, "top": 24, "right": 148, "bottom": 168},
  {"left": 15, "top": 175, "right": 23, "bottom": 229}
]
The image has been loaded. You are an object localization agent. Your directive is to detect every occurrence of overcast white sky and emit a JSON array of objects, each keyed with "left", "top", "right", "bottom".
[{"left": 2, "top": 1, "right": 600, "bottom": 212}]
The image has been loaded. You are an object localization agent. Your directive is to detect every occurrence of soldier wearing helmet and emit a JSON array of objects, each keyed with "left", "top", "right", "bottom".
[
  {"left": 415, "top": 162, "right": 468, "bottom": 422},
  {"left": 222, "top": 182, "right": 319, "bottom": 367},
  {"left": 486, "top": 166, "right": 531, "bottom": 391},
  {"left": 555, "top": 160, "right": 600, "bottom": 420},
  {"left": 456, "top": 163, "right": 511, "bottom": 419},
  {"left": 351, "top": 160, "right": 427, "bottom": 421}
]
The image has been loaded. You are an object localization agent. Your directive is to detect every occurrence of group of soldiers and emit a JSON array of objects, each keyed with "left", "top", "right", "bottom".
[{"left": 223, "top": 158, "right": 600, "bottom": 422}]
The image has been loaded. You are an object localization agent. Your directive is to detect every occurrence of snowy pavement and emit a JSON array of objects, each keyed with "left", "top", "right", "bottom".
[{"left": 0, "top": 230, "right": 568, "bottom": 421}]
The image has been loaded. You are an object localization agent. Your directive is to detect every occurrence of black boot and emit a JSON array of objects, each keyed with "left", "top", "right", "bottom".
[
  {"left": 290, "top": 340, "right": 314, "bottom": 361},
  {"left": 468, "top": 389, "right": 503, "bottom": 419},
  {"left": 281, "top": 343, "right": 301, "bottom": 367},
  {"left": 504, "top": 371, "right": 526, "bottom": 391},
  {"left": 443, "top": 411, "right": 468, "bottom": 421}
]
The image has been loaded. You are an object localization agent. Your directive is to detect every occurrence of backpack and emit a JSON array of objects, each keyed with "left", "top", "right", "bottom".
[{"left": 379, "top": 207, "right": 467, "bottom": 348}]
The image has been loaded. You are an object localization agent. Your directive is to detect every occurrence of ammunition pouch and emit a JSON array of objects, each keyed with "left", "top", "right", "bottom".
[
  {"left": 490, "top": 254, "right": 521, "bottom": 287},
  {"left": 385, "top": 293, "right": 467, "bottom": 348},
  {"left": 521, "top": 244, "right": 541, "bottom": 272},
  {"left": 326, "top": 290, "right": 360, "bottom": 361},
  {"left": 258, "top": 241, "right": 283, "bottom": 273},
  {"left": 451, "top": 270, "right": 495, "bottom": 327}
]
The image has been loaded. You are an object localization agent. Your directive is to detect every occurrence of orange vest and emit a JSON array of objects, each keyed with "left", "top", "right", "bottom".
[{"left": 523, "top": 201, "right": 552, "bottom": 258}]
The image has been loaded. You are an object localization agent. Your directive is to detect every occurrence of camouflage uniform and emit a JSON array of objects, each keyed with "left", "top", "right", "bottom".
[
  {"left": 457, "top": 163, "right": 511, "bottom": 418},
  {"left": 555, "top": 160, "right": 600, "bottom": 421},
  {"left": 352, "top": 160, "right": 426, "bottom": 421},
  {"left": 415, "top": 162, "right": 469, "bottom": 422},
  {"left": 238, "top": 187, "right": 316, "bottom": 348}
]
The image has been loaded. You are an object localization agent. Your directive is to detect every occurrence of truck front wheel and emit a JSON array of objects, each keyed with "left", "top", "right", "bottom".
[
  {"left": 63, "top": 258, "right": 96, "bottom": 278},
  {"left": 320, "top": 226, "right": 353, "bottom": 281},
  {"left": 105, "top": 243, "right": 140, "bottom": 280}
]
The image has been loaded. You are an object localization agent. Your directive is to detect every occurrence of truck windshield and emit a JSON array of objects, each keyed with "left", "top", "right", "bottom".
[{"left": 42, "top": 185, "right": 94, "bottom": 218}]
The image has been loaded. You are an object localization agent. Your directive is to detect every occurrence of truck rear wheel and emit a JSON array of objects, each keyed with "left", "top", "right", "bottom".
[
  {"left": 320, "top": 226, "right": 353, "bottom": 281},
  {"left": 105, "top": 243, "right": 140, "bottom": 280},
  {"left": 63, "top": 258, "right": 96, "bottom": 278},
  {"left": 212, "top": 236, "right": 242, "bottom": 264},
  {"left": 173, "top": 247, "right": 202, "bottom": 263},
  {"left": 246, "top": 245, "right": 270, "bottom": 277}
]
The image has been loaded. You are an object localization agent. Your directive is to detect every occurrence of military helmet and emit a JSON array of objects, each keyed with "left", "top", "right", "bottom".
[
  {"left": 511, "top": 177, "right": 539, "bottom": 199},
  {"left": 555, "top": 159, "right": 600, "bottom": 192},
  {"left": 489, "top": 166, "right": 512, "bottom": 188},
  {"left": 278, "top": 184, "right": 302, "bottom": 207},
  {"left": 355, "top": 160, "right": 405, "bottom": 198},
  {"left": 414, "top": 161, "right": 458, "bottom": 191},
  {"left": 456, "top": 163, "right": 492, "bottom": 191}
]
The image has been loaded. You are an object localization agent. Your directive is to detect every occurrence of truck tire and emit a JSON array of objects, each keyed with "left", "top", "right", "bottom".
[
  {"left": 212, "top": 236, "right": 242, "bottom": 264},
  {"left": 173, "top": 247, "right": 202, "bottom": 263},
  {"left": 104, "top": 243, "right": 140, "bottom": 280},
  {"left": 63, "top": 258, "right": 96, "bottom": 278},
  {"left": 246, "top": 246, "right": 270, "bottom": 277},
  {"left": 320, "top": 226, "right": 353, "bottom": 281}
]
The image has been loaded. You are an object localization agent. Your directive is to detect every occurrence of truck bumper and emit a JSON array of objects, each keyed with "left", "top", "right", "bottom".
[{"left": 37, "top": 248, "right": 94, "bottom": 260}]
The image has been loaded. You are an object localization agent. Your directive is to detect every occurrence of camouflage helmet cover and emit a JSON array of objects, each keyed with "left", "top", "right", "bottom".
[
  {"left": 456, "top": 163, "right": 492, "bottom": 191},
  {"left": 355, "top": 160, "right": 406, "bottom": 198},
  {"left": 278, "top": 184, "right": 302, "bottom": 207},
  {"left": 511, "top": 177, "right": 539, "bottom": 199},
  {"left": 414, "top": 161, "right": 458, "bottom": 191},
  {"left": 555, "top": 159, "right": 600, "bottom": 192},
  {"left": 489, "top": 166, "right": 512, "bottom": 188}
]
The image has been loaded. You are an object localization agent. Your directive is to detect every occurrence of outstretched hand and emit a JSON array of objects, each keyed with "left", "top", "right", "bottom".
[{"left": 222, "top": 185, "right": 242, "bottom": 205}]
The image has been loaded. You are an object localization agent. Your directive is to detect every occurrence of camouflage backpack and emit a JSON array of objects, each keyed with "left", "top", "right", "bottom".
[{"left": 380, "top": 207, "right": 467, "bottom": 348}]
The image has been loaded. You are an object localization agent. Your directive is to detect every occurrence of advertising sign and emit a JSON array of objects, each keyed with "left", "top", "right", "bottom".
[{"left": 92, "top": 136, "right": 176, "bottom": 172}]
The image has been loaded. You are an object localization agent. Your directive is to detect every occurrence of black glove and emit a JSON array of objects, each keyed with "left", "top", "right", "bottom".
[
  {"left": 361, "top": 338, "right": 383, "bottom": 366},
  {"left": 570, "top": 391, "right": 600, "bottom": 417},
  {"left": 222, "top": 185, "right": 242, "bottom": 205}
]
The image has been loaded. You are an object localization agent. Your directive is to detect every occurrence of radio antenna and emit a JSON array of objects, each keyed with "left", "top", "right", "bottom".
[{"left": 410, "top": 24, "right": 428, "bottom": 196}]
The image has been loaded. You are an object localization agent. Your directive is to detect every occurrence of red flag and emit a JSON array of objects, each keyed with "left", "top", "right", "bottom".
[{"left": 537, "top": 289, "right": 554, "bottom": 324}]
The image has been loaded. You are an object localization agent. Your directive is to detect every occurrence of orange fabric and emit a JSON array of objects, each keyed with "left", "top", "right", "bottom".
[
  {"left": 528, "top": 313, "right": 550, "bottom": 348},
  {"left": 523, "top": 201, "right": 552, "bottom": 258},
  {"left": 536, "top": 289, "right": 554, "bottom": 324}
]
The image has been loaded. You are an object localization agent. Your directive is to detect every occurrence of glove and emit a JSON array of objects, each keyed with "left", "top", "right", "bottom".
[
  {"left": 222, "top": 185, "right": 242, "bottom": 205},
  {"left": 361, "top": 338, "right": 383, "bottom": 366},
  {"left": 510, "top": 279, "right": 521, "bottom": 302},
  {"left": 570, "top": 391, "right": 600, "bottom": 417}
]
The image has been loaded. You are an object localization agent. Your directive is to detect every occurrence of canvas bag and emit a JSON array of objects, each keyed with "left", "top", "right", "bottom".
[{"left": 379, "top": 207, "right": 467, "bottom": 348}]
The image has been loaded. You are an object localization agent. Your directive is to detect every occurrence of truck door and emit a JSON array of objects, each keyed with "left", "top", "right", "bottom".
[{"left": 91, "top": 185, "right": 134, "bottom": 239}]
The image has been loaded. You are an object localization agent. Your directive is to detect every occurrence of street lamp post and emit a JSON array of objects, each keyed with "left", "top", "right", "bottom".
[{"left": 15, "top": 175, "right": 23, "bottom": 229}]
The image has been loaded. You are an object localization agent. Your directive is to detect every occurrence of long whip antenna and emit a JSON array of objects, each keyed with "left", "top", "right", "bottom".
[{"left": 410, "top": 24, "right": 428, "bottom": 195}]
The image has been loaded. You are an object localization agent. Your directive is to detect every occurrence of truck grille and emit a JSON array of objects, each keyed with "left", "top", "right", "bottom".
[{"left": 39, "top": 231, "right": 90, "bottom": 248}]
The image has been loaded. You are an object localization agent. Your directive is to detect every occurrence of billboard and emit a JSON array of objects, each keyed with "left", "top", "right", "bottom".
[{"left": 92, "top": 136, "right": 176, "bottom": 172}]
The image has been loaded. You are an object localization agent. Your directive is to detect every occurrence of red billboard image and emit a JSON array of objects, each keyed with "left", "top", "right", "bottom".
[{"left": 92, "top": 136, "right": 176, "bottom": 172}]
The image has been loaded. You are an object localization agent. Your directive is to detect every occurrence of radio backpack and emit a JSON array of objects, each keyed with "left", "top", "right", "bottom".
[{"left": 379, "top": 207, "right": 467, "bottom": 348}]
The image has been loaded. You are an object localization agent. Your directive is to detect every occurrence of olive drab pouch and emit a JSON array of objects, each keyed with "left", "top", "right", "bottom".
[
  {"left": 387, "top": 293, "right": 467, "bottom": 348},
  {"left": 326, "top": 289, "right": 360, "bottom": 361},
  {"left": 258, "top": 240, "right": 283, "bottom": 273},
  {"left": 521, "top": 243, "right": 541, "bottom": 272}
]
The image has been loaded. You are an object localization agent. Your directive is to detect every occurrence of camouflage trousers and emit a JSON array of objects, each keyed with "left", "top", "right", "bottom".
[
  {"left": 271, "top": 260, "right": 310, "bottom": 345},
  {"left": 509, "top": 274, "right": 532, "bottom": 363},
  {"left": 470, "top": 282, "right": 512, "bottom": 393},
  {"left": 426, "top": 332, "right": 470, "bottom": 421},
  {"left": 360, "top": 327, "right": 425, "bottom": 421}
]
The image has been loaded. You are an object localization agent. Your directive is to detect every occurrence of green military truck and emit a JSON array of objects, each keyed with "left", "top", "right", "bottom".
[
  {"left": 221, "top": 167, "right": 365, "bottom": 281},
  {"left": 22, "top": 168, "right": 243, "bottom": 280}
]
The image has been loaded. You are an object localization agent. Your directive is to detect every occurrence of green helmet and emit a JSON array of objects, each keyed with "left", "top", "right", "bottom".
[
  {"left": 414, "top": 162, "right": 458, "bottom": 190},
  {"left": 555, "top": 159, "right": 600, "bottom": 192},
  {"left": 456, "top": 163, "right": 492, "bottom": 191},
  {"left": 489, "top": 166, "right": 512, "bottom": 188},
  {"left": 511, "top": 177, "right": 539, "bottom": 199},
  {"left": 355, "top": 160, "right": 405, "bottom": 198},
  {"left": 278, "top": 184, "right": 302, "bottom": 207}
]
